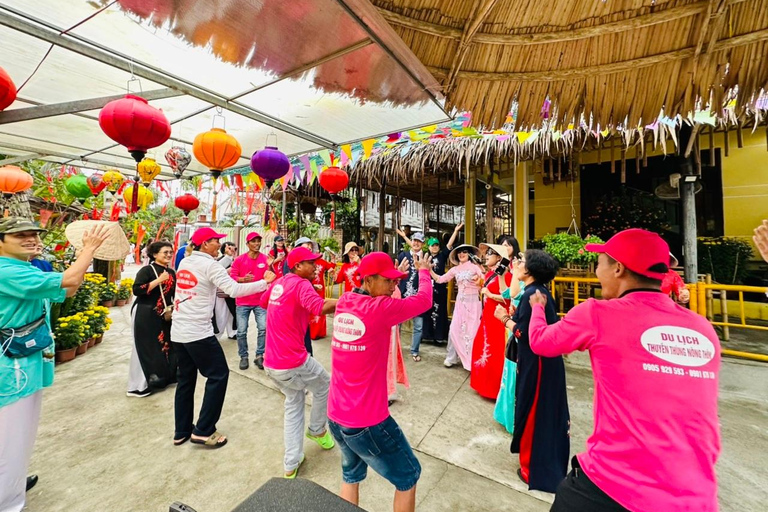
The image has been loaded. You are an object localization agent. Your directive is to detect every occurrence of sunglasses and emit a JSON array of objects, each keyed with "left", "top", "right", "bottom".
[
  {"left": 458, "top": 249, "right": 471, "bottom": 254},
  {"left": 486, "top": 249, "right": 498, "bottom": 257}
]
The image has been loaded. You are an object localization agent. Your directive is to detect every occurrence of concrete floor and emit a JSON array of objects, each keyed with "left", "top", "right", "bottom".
[{"left": 26, "top": 296, "right": 768, "bottom": 511}]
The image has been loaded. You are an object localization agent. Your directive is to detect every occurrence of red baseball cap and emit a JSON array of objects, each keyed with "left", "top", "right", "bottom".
[
  {"left": 246, "top": 232, "right": 262, "bottom": 242},
  {"left": 287, "top": 246, "right": 321, "bottom": 269},
  {"left": 358, "top": 252, "right": 407, "bottom": 280},
  {"left": 585, "top": 228, "right": 670, "bottom": 280},
  {"left": 190, "top": 227, "right": 226, "bottom": 246}
]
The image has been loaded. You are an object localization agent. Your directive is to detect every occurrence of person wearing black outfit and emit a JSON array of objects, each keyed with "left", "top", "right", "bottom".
[
  {"left": 127, "top": 241, "right": 178, "bottom": 397},
  {"left": 420, "top": 223, "right": 463, "bottom": 344}
]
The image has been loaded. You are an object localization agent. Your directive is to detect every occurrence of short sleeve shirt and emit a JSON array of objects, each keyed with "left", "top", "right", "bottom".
[{"left": 0, "top": 257, "right": 66, "bottom": 408}]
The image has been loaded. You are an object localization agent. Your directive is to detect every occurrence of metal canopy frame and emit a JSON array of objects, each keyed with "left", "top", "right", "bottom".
[{"left": 0, "top": 0, "right": 448, "bottom": 180}]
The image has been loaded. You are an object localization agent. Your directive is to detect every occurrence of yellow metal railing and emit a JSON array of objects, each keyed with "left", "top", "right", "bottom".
[{"left": 550, "top": 276, "right": 768, "bottom": 363}]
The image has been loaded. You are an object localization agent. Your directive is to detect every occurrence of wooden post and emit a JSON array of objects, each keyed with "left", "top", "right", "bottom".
[
  {"left": 378, "top": 177, "right": 386, "bottom": 251},
  {"left": 514, "top": 161, "right": 529, "bottom": 250},
  {"left": 485, "top": 182, "right": 494, "bottom": 243},
  {"left": 464, "top": 170, "right": 476, "bottom": 246},
  {"left": 355, "top": 181, "right": 362, "bottom": 244},
  {"left": 680, "top": 126, "right": 698, "bottom": 282}
]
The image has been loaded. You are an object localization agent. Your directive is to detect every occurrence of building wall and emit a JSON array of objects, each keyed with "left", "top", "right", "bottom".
[{"left": 532, "top": 129, "right": 768, "bottom": 247}]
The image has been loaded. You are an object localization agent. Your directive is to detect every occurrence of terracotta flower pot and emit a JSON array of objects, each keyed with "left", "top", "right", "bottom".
[
  {"left": 87, "top": 337, "right": 96, "bottom": 348},
  {"left": 101, "top": 300, "right": 115, "bottom": 307},
  {"left": 94, "top": 335, "right": 104, "bottom": 344},
  {"left": 75, "top": 342, "right": 88, "bottom": 355},
  {"left": 55, "top": 347, "right": 77, "bottom": 363},
  {"left": 116, "top": 299, "right": 127, "bottom": 306}
]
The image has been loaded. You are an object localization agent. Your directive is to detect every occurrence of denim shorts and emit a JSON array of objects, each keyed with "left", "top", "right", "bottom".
[{"left": 328, "top": 415, "right": 421, "bottom": 491}]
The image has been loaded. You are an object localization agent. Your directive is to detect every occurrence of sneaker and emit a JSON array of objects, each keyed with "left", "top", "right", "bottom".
[
  {"left": 443, "top": 360, "right": 454, "bottom": 368},
  {"left": 254, "top": 355, "right": 264, "bottom": 370},
  {"left": 306, "top": 429, "right": 335, "bottom": 450},
  {"left": 239, "top": 357, "right": 249, "bottom": 370},
  {"left": 284, "top": 454, "right": 305, "bottom": 479},
  {"left": 126, "top": 389, "right": 151, "bottom": 398}
]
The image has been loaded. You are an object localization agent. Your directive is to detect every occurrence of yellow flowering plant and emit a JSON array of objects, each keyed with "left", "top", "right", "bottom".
[
  {"left": 117, "top": 278, "right": 134, "bottom": 300},
  {"left": 84, "top": 306, "right": 111, "bottom": 336},
  {"left": 54, "top": 314, "right": 88, "bottom": 350}
]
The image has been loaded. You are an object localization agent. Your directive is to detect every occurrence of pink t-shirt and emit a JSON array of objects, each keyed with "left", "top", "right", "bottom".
[
  {"left": 229, "top": 252, "right": 270, "bottom": 306},
  {"left": 263, "top": 273, "right": 325, "bottom": 370},
  {"left": 529, "top": 291, "right": 721, "bottom": 512},
  {"left": 328, "top": 270, "right": 432, "bottom": 428}
]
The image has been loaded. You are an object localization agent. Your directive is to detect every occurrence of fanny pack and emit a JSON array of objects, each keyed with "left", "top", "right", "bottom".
[{"left": 1, "top": 310, "right": 54, "bottom": 358}]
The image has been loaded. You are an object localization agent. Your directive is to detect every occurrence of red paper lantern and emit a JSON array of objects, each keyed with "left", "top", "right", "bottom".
[
  {"left": 98, "top": 94, "right": 171, "bottom": 162},
  {"left": 0, "top": 66, "right": 17, "bottom": 111},
  {"left": 174, "top": 193, "right": 200, "bottom": 216},
  {"left": 318, "top": 166, "right": 349, "bottom": 195},
  {"left": 86, "top": 173, "right": 107, "bottom": 195}
]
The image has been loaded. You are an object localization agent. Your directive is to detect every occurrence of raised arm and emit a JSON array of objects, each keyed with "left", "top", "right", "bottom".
[
  {"left": 528, "top": 291, "right": 597, "bottom": 357},
  {"left": 446, "top": 222, "right": 463, "bottom": 250},
  {"left": 61, "top": 225, "right": 108, "bottom": 291},
  {"left": 433, "top": 265, "right": 456, "bottom": 284},
  {"left": 209, "top": 262, "right": 274, "bottom": 298},
  {"left": 396, "top": 228, "right": 412, "bottom": 248}
]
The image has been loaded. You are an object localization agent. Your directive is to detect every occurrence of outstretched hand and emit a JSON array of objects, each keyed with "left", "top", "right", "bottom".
[
  {"left": 413, "top": 251, "right": 432, "bottom": 271},
  {"left": 263, "top": 270, "right": 276, "bottom": 283},
  {"left": 397, "top": 258, "right": 410, "bottom": 273},
  {"left": 454, "top": 222, "right": 464, "bottom": 232},
  {"left": 82, "top": 225, "right": 109, "bottom": 252},
  {"left": 529, "top": 290, "right": 547, "bottom": 307},
  {"left": 754, "top": 220, "right": 768, "bottom": 264}
]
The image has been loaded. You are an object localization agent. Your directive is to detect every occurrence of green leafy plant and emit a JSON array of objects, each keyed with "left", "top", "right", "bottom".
[
  {"left": 71, "top": 277, "right": 99, "bottom": 313},
  {"left": 697, "top": 237, "right": 754, "bottom": 284},
  {"left": 54, "top": 313, "right": 88, "bottom": 349},
  {"left": 100, "top": 282, "right": 118, "bottom": 302},
  {"left": 542, "top": 233, "right": 604, "bottom": 267},
  {"left": 318, "top": 237, "right": 340, "bottom": 254}
]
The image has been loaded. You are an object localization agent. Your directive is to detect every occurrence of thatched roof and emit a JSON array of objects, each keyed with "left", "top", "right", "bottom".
[{"left": 374, "top": 0, "right": 768, "bottom": 128}]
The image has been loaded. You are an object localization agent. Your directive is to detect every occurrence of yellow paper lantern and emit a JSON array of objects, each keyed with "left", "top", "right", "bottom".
[
  {"left": 102, "top": 170, "right": 125, "bottom": 194},
  {"left": 137, "top": 157, "right": 162, "bottom": 186},
  {"left": 122, "top": 185, "right": 153, "bottom": 211}
]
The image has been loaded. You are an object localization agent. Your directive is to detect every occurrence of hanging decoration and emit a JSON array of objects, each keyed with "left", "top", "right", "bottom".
[
  {"left": 123, "top": 185, "right": 154, "bottom": 213},
  {"left": 0, "top": 165, "right": 33, "bottom": 216},
  {"left": 64, "top": 175, "right": 94, "bottom": 203},
  {"left": 86, "top": 173, "right": 107, "bottom": 195},
  {"left": 250, "top": 145, "right": 290, "bottom": 186},
  {"left": 0, "top": 66, "right": 17, "bottom": 111},
  {"left": 102, "top": 170, "right": 126, "bottom": 195},
  {"left": 318, "top": 165, "right": 349, "bottom": 229},
  {"left": 137, "top": 157, "right": 162, "bottom": 186},
  {"left": 193, "top": 119, "right": 241, "bottom": 222},
  {"left": 165, "top": 146, "right": 192, "bottom": 179},
  {"left": 174, "top": 193, "right": 200, "bottom": 224}
]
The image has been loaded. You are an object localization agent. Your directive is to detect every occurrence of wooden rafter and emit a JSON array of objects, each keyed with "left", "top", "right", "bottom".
[
  {"left": 684, "top": 0, "right": 730, "bottom": 111},
  {"left": 377, "top": 0, "right": 747, "bottom": 46},
  {"left": 445, "top": 0, "right": 500, "bottom": 93},
  {"left": 426, "top": 27, "right": 768, "bottom": 82}
]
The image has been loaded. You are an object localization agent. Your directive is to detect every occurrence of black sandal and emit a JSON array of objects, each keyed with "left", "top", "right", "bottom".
[{"left": 412, "top": 354, "right": 421, "bottom": 362}]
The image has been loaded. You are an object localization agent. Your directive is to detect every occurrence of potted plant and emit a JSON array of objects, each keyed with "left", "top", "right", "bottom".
[
  {"left": 54, "top": 314, "right": 87, "bottom": 362},
  {"left": 99, "top": 282, "right": 118, "bottom": 307},
  {"left": 542, "top": 233, "right": 603, "bottom": 272},
  {"left": 87, "top": 306, "right": 110, "bottom": 344},
  {"left": 116, "top": 278, "right": 133, "bottom": 306},
  {"left": 71, "top": 275, "right": 99, "bottom": 314}
]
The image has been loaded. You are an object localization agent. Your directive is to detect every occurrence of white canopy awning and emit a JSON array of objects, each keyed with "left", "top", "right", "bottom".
[{"left": 0, "top": 0, "right": 448, "bottom": 179}]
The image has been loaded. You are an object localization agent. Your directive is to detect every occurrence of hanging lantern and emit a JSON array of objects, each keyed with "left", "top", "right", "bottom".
[
  {"left": 86, "top": 173, "right": 107, "bottom": 195},
  {"left": 174, "top": 193, "right": 200, "bottom": 224},
  {"left": 65, "top": 175, "right": 94, "bottom": 202},
  {"left": 250, "top": 146, "right": 290, "bottom": 186},
  {"left": 193, "top": 127, "right": 241, "bottom": 180},
  {"left": 318, "top": 166, "right": 349, "bottom": 195},
  {"left": 123, "top": 185, "right": 154, "bottom": 212},
  {"left": 165, "top": 146, "right": 192, "bottom": 179},
  {"left": 102, "top": 170, "right": 125, "bottom": 195},
  {"left": 98, "top": 95, "right": 171, "bottom": 162},
  {"left": 0, "top": 66, "right": 17, "bottom": 111},
  {"left": 0, "top": 165, "right": 33, "bottom": 198},
  {"left": 137, "top": 157, "right": 162, "bottom": 186},
  {"left": 318, "top": 166, "right": 349, "bottom": 230},
  {"left": 193, "top": 126, "right": 241, "bottom": 222}
]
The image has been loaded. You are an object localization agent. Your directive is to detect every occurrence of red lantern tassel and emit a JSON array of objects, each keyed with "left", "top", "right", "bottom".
[{"left": 330, "top": 209, "right": 335, "bottom": 230}]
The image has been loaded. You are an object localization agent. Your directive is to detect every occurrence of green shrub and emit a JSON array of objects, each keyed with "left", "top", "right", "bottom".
[
  {"left": 697, "top": 237, "right": 754, "bottom": 284},
  {"left": 542, "top": 233, "right": 603, "bottom": 266}
]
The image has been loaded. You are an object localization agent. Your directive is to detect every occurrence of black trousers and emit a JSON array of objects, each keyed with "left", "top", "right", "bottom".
[
  {"left": 304, "top": 328, "right": 313, "bottom": 356},
  {"left": 173, "top": 336, "right": 230, "bottom": 439},
  {"left": 550, "top": 457, "right": 628, "bottom": 512}
]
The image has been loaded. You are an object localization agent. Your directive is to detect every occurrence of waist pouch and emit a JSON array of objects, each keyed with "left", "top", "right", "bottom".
[{"left": 1, "top": 315, "right": 54, "bottom": 358}]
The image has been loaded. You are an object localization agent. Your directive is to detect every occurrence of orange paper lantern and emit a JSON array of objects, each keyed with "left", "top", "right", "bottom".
[
  {"left": 193, "top": 127, "right": 242, "bottom": 179},
  {"left": 0, "top": 165, "right": 33, "bottom": 197}
]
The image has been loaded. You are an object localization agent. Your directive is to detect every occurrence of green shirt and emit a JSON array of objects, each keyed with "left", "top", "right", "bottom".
[
  {"left": 501, "top": 281, "right": 526, "bottom": 307},
  {"left": 0, "top": 256, "right": 66, "bottom": 408}
]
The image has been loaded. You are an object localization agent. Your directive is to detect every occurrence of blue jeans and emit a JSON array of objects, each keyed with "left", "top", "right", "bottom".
[
  {"left": 410, "top": 315, "right": 424, "bottom": 356},
  {"left": 328, "top": 415, "right": 421, "bottom": 491},
  {"left": 236, "top": 305, "right": 266, "bottom": 359}
]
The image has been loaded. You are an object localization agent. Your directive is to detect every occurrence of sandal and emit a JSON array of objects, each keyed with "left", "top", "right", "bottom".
[
  {"left": 412, "top": 355, "right": 421, "bottom": 362},
  {"left": 190, "top": 431, "right": 228, "bottom": 449},
  {"left": 173, "top": 435, "right": 191, "bottom": 446}
]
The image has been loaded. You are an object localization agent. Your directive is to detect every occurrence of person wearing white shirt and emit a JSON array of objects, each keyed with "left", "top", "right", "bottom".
[{"left": 171, "top": 228, "right": 275, "bottom": 448}]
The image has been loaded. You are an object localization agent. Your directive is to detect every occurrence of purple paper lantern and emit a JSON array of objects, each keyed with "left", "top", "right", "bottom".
[{"left": 250, "top": 146, "right": 290, "bottom": 185}]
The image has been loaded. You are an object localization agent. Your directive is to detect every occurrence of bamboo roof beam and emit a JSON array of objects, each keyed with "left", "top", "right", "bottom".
[
  {"left": 377, "top": 0, "right": 747, "bottom": 46},
  {"left": 426, "top": 27, "right": 768, "bottom": 82},
  {"left": 445, "top": 0, "right": 500, "bottom": 93}
]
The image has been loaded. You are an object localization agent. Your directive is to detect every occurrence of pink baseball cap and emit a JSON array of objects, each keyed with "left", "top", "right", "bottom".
[
  {"left": 287, "top": 246, "right": 321, "bottom": 269},
  {"left": 190, "top": 227, "right": 226, "bottom": 246},
  {"left": 246, "top": 232, "right": 262, "bottom": 242},
  {"left": 358, "top": 252, "right": 407, "bottom": 280},
  {"left": 585, "top": 228, "right": 670, "bottom": 280}
]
